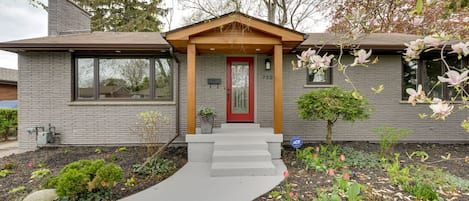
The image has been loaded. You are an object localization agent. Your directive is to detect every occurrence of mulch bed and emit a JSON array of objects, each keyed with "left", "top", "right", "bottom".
[
  {"left": 256, "top": 142, "right": 469, "bottom": 201},
  {"left": 1, "top": 142, "right": 468, "bottom": 201},
  {"left": 0, "top": 146, "right": 187, "bottom": 201}
]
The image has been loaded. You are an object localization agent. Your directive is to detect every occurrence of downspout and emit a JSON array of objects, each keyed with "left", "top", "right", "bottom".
[{"left": 170, "top": 47, "right": 181, "bottom": 143}]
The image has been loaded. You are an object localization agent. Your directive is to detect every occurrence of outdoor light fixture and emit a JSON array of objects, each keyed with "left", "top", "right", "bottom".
[{"left": 265, "top": 59, "right": 271, "bottom": 70}]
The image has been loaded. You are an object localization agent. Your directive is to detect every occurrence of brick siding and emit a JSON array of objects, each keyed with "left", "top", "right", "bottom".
[{"left": 17, "top": 53, "right": 179, "bottom": 150}]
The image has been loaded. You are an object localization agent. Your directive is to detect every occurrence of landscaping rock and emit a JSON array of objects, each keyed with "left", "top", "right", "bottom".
[{"left": 23, "top": 189, "right": 57, "bottom": 201}]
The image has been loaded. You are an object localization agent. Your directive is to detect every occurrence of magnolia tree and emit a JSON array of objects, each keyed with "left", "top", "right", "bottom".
[{"left": 293, "top": 0, "right": 469, "bottom": 134}]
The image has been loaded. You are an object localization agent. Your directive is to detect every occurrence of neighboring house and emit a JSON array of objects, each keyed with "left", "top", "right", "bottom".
[
  {"left": 0, "top": 67, "right": 18, "bottom": 101},
  {"left": 0, "top": 0, "right": 468, "bottom": 152}
]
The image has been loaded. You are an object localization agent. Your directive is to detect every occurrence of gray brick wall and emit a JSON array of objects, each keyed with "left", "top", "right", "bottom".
[
  {"left": 0, "top": 67, "right": 18, "bottom": 82},
  {"left": 48, "top": 0, "right": 91, "bottom": 36},
  {"left": 18, "top": 53, "right": 178, "bottom": 150},
  {"left": 282, "top": 54, "right": 469, "bottom": 142},
  {"left": 178, "top": 53, "right": 469, "bottom": 142}
]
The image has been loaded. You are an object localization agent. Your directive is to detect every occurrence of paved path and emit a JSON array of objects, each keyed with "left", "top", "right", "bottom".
[
  {"left": 119, "top": 160, "right": 287, "bottom": 201},
  {"left": 0, "top": 141, "right": 22, "bottom": 158}
]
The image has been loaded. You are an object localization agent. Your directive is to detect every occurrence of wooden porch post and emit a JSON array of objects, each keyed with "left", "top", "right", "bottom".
[
  {"left": 187, "top": 44, "right": 196, "bottom": 134},
  {"left": 273, "top": 44, "right": 283, "bottom": 134}
]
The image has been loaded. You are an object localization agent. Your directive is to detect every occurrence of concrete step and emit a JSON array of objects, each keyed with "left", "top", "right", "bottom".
[
  {"left": 212, "top": 150, "right": 271, "bottom": 162},
  {"left": 210, "top": 161, "right": 276, "bottom": 177},
  {"left": 220, "top": 123, "right": 260, "bottom": 129},
  {"left": 214, "top": 140, "right": 268, "bottom": 151}
]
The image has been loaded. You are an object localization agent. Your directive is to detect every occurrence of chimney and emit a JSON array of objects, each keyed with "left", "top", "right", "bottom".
[{"left": 48, "top": 0, "right": 91, "bottom": 36}]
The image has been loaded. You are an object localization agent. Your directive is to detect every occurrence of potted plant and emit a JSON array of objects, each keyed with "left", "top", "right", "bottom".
[{"left": 198, "top": 106, "right": 216, "bottom": 134}]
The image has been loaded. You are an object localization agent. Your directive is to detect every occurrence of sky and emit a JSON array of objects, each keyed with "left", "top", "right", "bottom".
[{"left": 0, "top": 0, "right": 327, "bottom": 70}]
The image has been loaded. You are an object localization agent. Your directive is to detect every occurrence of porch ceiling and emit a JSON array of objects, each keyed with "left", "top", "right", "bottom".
[{"left": 165, "top": 12, "right": 305, "bottom": 54}]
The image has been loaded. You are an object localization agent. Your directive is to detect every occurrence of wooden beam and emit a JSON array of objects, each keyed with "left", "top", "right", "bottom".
[
  {"left": 274, "top": 44, "right": 283, "bottom": 134},
  {"left": 189, "top": 35, "right": 281, "bottom": 45},
  {"left": 187, "top": 44, "right": 196, "bottom": 134}
]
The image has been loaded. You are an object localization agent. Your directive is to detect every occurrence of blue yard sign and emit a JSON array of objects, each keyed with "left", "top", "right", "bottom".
[{"left": 290, "top": 136, "right": 303, "bottom": 149}]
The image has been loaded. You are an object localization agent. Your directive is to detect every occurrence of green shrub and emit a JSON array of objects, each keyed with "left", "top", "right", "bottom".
[
  {"left": 374, "top": 127, "right": 413, "bottom": 158},
  {"left": 132, "top": 157, "right": 175, "bottom": 177},
  {"left": 0, "top": 108, "right": 17, "bottom": 141},
  {"left": 403, "top": 181, "right": 441, "bottom": 200},
  {"left": 338, "top": 147, "right": 382, "bottom": 169},
  {"left": 44, "top": 159, "right": 123, "bottom": 200},
  {"left": 297, "top": 87, "right": 371, "bottom": 144}
]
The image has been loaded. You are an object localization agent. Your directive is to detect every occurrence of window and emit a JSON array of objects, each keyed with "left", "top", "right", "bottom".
[
  {"left": 75, "top": 57, "right": 172, "bottom": 101},
  {"left": 402, "top": 55, "right": 468, "bottom": 100},
  {"left": 307, "top": 68, "right": 332, "bottom": 85}
]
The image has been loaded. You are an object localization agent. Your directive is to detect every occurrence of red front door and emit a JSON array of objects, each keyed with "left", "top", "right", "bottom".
[{"left": 226, "top": 57, "right": 254, "bottom": 122}]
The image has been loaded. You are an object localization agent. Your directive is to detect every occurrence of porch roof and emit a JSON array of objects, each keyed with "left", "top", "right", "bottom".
[
  {"left": 0, "top": 32, "right": 170, "bottom": 53},
  {"left": 164, "top": 12, "right": 305, "bottom": 54}
]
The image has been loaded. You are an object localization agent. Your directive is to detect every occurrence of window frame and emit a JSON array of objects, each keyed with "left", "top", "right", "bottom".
[
  {"left": 306, "top": 68, "right": 333, "bottom": 85},
  {"left": 73, "top": 54, "right": 173, "bottom": 102},
  {"left": 402, "top": 55, "right": 468, "bottom": 101}
]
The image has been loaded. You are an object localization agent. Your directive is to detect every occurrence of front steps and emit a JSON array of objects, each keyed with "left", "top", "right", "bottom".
[{"left": 210, "top": 139, "right": 276, "bottom": 177}]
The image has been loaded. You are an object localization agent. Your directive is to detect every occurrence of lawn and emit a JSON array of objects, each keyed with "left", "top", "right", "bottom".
[{"left": 0, "top": 142, "right": 468, "bottom": 201}]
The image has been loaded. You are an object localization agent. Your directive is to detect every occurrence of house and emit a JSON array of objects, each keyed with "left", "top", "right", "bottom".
[
  {"left": 0, "top": 0, "right": 468, "bottom": 156},
  {"left": 0, "top": 67, "right": 18, "bottom": 101}
]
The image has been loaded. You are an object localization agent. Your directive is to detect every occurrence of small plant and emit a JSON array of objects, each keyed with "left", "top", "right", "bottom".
[
  {"left": 64, "top": 149, "right": 72, "bottom": 154},
  {"left": 374, "top": 126, "right": 413, "bottom": 158},
  {"left": 338, "top": 146, "right": 382, "bottom": 169},
  {"left": 31, "top": 168, "right": 51, "bottom": 179},
  {"left": 3, "top": 161, "right": 14, "bottom": 170},
  {"left": 403, "top": 181, "right": 441, "bottom": 200},
  {"left": 132, "top": 157, "right": 175, "bottom": 177},
  {"left": 406, "top": 151, "right": 429, "bottom": 162},
  {"left": 0, "top": 169, "right": 10, "bottom": 177},
  {"left": 44, "top": 159, "right": 123, "bottom": 200},
  {"left": 95, "top": 148, "right": 102, "bottom": 154},
  {"left": 131, "top": 111, "right": 169, "bottom": 156},
  {"left": 297, "top": 87, "right": 371, "bottom": 144},
  {"left": 115, "top": 147, "right": 127, "bottom": 153},
  {"left": 198, "top": 106, "right": 216, "bottom": 118},
  {"left": 124, "top": 176, "right": 136, "bottom": 187},
  {"left": 8, "top": 186, "right": 25, "bottom": 194}
]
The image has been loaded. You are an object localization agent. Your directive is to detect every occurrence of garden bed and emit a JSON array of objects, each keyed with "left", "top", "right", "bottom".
[
  {"left": 256, "top": 142, "right": 469, "bottom": 201},
  {"left": 0, "top": 146, "right": 187, "bottom": 201},
  {"left": 1, "top": 142, "right": 468, "bottom": 201}
]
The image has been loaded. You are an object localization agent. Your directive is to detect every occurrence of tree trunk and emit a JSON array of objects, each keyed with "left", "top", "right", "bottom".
[{"left": 326, "top": 120, "right": 333, "bottom": 145}]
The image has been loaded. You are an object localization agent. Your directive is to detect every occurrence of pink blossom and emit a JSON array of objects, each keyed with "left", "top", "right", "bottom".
[
  {"left": 423, "top": 36, "right": 442, "bottom": 47},
  {"left": 309, "top": 54, "right": 334, "bottom": 70},
  {"left": 28, "top": 162, "right": 33, "bottom": 168},
  {"left": 328, "top": 169, "right": 335, "bottom": 176},
  {"left": 404, "top": 47, "right": 418, "bottom": 60},
  {"left": 412, "top": 16, "right": 424, "bottom": 26},
  {"left": 297, "top": 48, "right": 316, "bottom": 62},
  {"left": 289, "top": 192, "right": 294, "bottom": 198},
  {"left": 438, "top": 70, "right": 469, "bottom": 86},
  {"left": 283, "top": 170, "right": 289, "bottom": 178},
  {"left": 406, "top": 84, "right": 426, "bottom": 106},
  {"left": 429, "top": 98, "right": 454, "bottom": 120},
  {"left": 449, "top": 42, "right": 469, "bottom": 57},
  {"left": 313, "top": 153, "right": 318, "bottom": 159},
  {"left": 315, "top": 146, "right": 320, "bottom": 152},
  {"left": 343, "top": 172, "right": 350, "bottom": 180},
  {"left": 405, "top": 39, "right": 425, "bottom": 51},
  {"left": 340, "top": 154, "right": 346, "bottom": 161},
  {"left": 351, "top": 49, "right": 372, "bottom": 66}
]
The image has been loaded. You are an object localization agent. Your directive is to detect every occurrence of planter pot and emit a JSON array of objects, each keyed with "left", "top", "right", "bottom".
[{"left": 200, "top": 116, "right": 214, "bottom": 134}]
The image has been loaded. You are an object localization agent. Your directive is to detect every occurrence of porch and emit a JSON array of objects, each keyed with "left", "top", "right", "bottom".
[{"left": 187, "top": 124, "right": 282, "bottom": 176}]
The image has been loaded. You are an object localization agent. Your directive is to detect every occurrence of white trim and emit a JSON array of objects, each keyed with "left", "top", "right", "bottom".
[{"left": 303, "top": 84, "right": 334, "bottom": 88}]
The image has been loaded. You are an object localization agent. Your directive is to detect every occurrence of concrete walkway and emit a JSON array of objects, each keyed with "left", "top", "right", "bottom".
[
  {"left": 120, "top": 160, "right": 287, "bottom": 201},
  {"left": 0, "top": 140, "right": 23, "bottom": 158}
]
